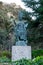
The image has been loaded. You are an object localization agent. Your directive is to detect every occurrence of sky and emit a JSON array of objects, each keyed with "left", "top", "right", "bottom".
[{"left": 0, "top": 0, "right": 33, "bottom": 12}]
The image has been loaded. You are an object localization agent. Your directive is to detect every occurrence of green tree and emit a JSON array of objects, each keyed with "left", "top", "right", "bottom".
[
  {"left": 22, "top": 0, "right": 43, "bottom": 49},
  {"left": 0, "top": 4, "right": 14, "bottom": 51},
  {"left": 22, "top": 0, "right": 43, "bottom": 23}
]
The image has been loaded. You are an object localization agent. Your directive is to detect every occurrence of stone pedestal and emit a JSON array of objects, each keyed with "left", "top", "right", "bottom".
[{"left": 12, "top": 46, "right": 31, "bottom": 61}]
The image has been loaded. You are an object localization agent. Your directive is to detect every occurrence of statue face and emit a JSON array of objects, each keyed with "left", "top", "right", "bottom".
[{"left": 18, "top": 23, "right": 24, "bottom": 28}]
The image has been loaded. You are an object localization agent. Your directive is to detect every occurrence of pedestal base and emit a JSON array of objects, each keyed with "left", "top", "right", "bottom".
[{"left": 12, "top": 46, "right": 31, "bottom": 61}]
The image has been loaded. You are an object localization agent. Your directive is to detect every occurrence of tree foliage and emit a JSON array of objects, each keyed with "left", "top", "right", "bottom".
[
  {"left": 0, "top": 2, "right": 15, "bottom": 51},
  {"left": 22, "top": 0, "right": 43, "bottom": 49}
]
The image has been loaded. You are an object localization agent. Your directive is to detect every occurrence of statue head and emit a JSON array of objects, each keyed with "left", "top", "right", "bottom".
[{"left": 18, "top": 11, "right": 23, "bottom": 21}]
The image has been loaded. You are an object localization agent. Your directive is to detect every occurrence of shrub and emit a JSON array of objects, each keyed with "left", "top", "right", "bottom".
[
  {"left": 13, "top": 59, "right": 34, "bottom": 65},
  {"left": 0, "top": 56, "right": 11, "bottom": 62},
  {"left": 32, "top": 49, "right": 43, "bottom": 58},
  {"left": 0, "top": 51, "right": 11, "bottom": 59},
  {"left": 33, "top": 56, "right": 43, "bottom": 65},
  {"left": 0, "top": 57, "right": 43, "bottom": 65},
  {"left": 2, "top": 51, "right": 11, "bottom": 59}
]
